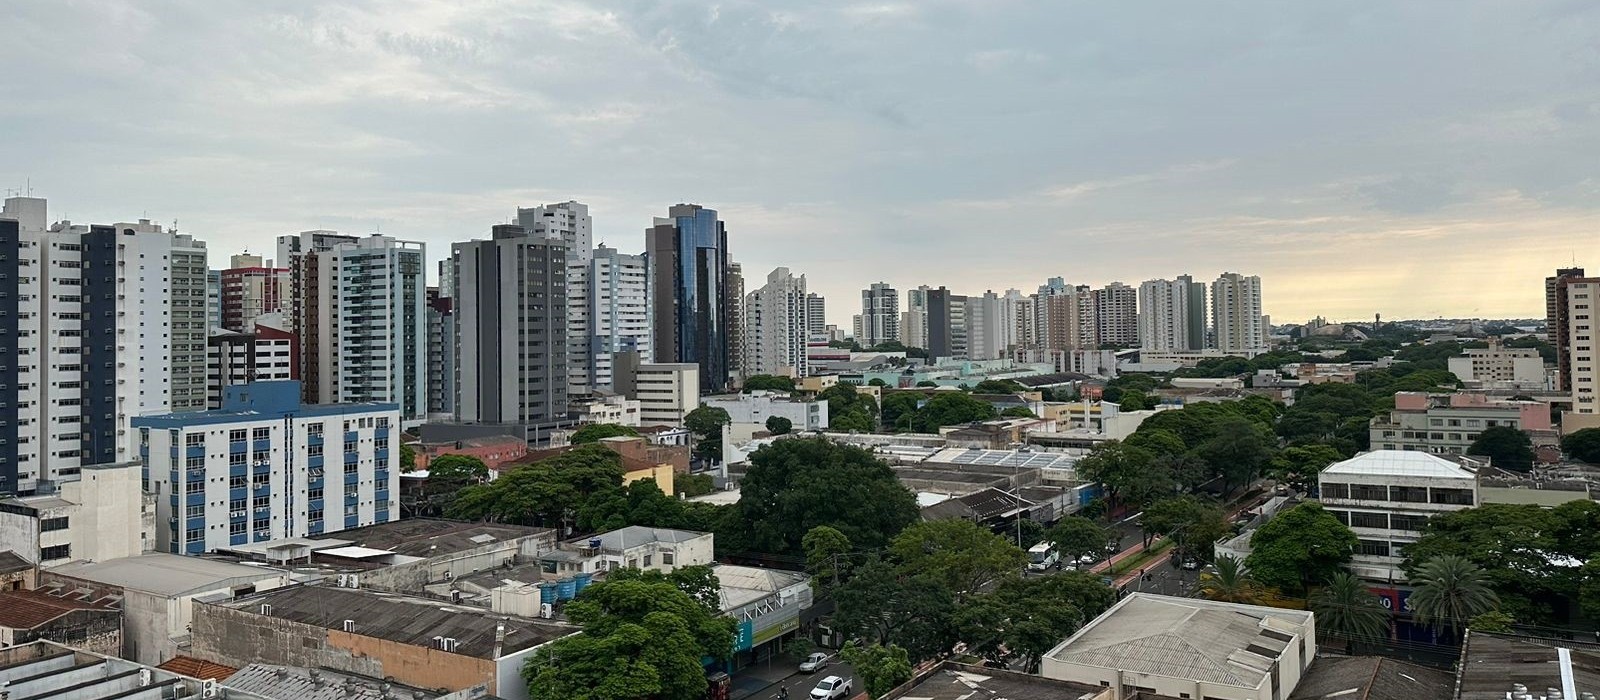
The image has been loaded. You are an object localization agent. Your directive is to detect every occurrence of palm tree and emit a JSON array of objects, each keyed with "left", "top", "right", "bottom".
[
  {"left": 1409, "top": 555, "right": 1500, "bottom": 639},
  {"left": 1198, "top": 555, "right": 1261, "bottom": 604},
  {"left": 1309, "top": 572, "right": 1389, "bottom": 652}
]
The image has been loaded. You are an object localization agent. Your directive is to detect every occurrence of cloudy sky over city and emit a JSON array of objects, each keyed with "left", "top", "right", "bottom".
[{"left": 4, "top": 1, "right": 1597, "bottom": 323}]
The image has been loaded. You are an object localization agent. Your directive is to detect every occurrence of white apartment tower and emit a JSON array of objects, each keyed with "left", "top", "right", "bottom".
[
  {"left": 570, "top": 244, "right": 651, "bottom": 395},
  {"left": 1560, "top": 276, "right": 1600, "bottom": 421},
  {"left": 307, "top": 236, "right": 428, "bottom": 421},
  {"left": 859, "top": 282, "right": 900, "bottom": 348},
  {"left": 744, "top": 267, "right": 811, "bottom": 377},
  {"left": 806, "top": 293, "right": 827, "bottom": 336},
  {"left": 902, "top": 285, "right": 931, "bottom": 350},
  {"left": 136, "top": 381, "right": 400, "bottom": 555},
  {"left": 517, "top": 201, "right": 593, "bottom": 262},
  {"left": 1211, "top": 272, "right": 1267, "bottom": 353},
  {"left": 1139, "top": 278, "right": 1200, "bottom": 351},
  {"left": 277, "top": 230, "right": 360, "bottom": 404},
  {"left": 0, "top": 196, "right": 209, "bottom": 495},
  {"left": 965, "top": 291, "right": 1006, "bottom": 360}
]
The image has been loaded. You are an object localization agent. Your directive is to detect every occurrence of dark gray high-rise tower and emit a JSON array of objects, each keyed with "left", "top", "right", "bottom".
[
  {"left": 645, "top": 204, "right": 731, "bottom": 394},
  {"left": 452, "top": 225, "right": 568, "bottom": 425}
]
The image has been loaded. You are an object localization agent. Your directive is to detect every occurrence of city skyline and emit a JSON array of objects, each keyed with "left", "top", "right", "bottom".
[{"left": 5, "top": 2, "right": 1597, "bottom": 324}]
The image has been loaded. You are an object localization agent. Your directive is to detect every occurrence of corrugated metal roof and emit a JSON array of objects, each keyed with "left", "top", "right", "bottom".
[{"left": 1322, "top": 450, "right": 1477, "bottom": 479}]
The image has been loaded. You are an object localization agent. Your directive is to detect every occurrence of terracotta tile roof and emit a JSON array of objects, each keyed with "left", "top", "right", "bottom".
[
  {"left": 157, "top": 655, "right": 239, "bottom": 681},
  {"left": 0, "top": 589, "right": 116, "bottom": 629}
]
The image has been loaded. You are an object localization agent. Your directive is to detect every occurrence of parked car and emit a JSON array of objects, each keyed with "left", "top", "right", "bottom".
[
  {"left": 810, "top": 675, "right": 852, "bottom": 700},
  {"left": 799, "top": 652, "right": 830, "bottom": 673},
  {"left": 1180, "top": 556, "right": 1200, "bottom": 570}
]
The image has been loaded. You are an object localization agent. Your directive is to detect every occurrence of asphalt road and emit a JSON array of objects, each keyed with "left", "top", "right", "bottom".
[{"left": 730, "top": 656, "right": 856, "bottom": 700}]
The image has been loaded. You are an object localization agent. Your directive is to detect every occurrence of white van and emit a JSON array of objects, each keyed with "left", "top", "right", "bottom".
[{"left": 1027, "top": 541, "right": 1060, "bottom": 572}]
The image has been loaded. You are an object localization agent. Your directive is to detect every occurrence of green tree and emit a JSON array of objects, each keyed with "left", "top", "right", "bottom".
[
  {"left": 732, "top": 438, "right": 918, "bottom": 554},
  {"left": 915, "top": 380, "right": 939, "bottom": 388},
  {"left": 955, "top": 573, "right": 1112, "bottom": 672},
  {"left": 970, "top": 379, "right": 1026, "bottom": 394},
  {"left": 1467, "top": 426, "right": 1535, "bottom": 472},
  {"left": 521, "top": 576, "right": 736, "bottom": 700},
  {"left": 840, "top": 642, "right": 913, "bottom": 699},
  {"left": 423, "top": 454, "right": 490, "bottom": 514},
  {"left": 803, "top": 525, "right": 853, "bottom": 592},
  {"left": 1123, "top": 428, "right": 1186, "bottom": 459},
  {"left": 1048, "top": 516, "right": 1108, "bottom": 564},
  {"left": 1001, "top": 406, "right": 1037, "bottom": 418},
  {"left": 1245, "top": 502, "right": 1357, "bottom": 594},
  {"left": 604, "top": 565, "right": 724, "bottom": 613},
  {"left": 1580, "top": 558, "right": 1600, "bottom": 621},
  {"left": 1195, "top": 417, "right": 1275, "bottom": 493},
  {"left": 1197, "top": 555, "right": 1261, "bottom": 604},
  {"left": 1119, "top": 391, "right": 1151, "bottom": 411},
  {"left": 399, "top": 442, "right": 416, "bottom": 473},
  {"left": 1308, "top": 572, "right": 1389, "bottom": 651},
  {"left": 447, "top": 445, "right": 625, "bottom": 530},
  {"left": 570, "top": 423, "right": 639, "bottom": 445},
  {"left": 1141, "top": 496, "right": 1229, "bottom": 559},
  {"left": 889, "top": 519, "right": 1026, "bottom": 600},
  {"left": 764, "top": 415, "right": 793, "bottom": 435},
  {"left": 1562, "top": 428, "right": 1600, "bottom": 464},
  {"left": 830, "top": 407, "right": 876, "bottom": 432},
  {"left": 1266, "top": 443, "right": 1343, "bottom": 492},
  {"left": 833, "top": 557, "right": 957, "bottom": 662},
  {"left": 909, "top": 392, "right": 997, "bottom": 432},
  {"left": 684, "top": 405, "right": 732, "bottom": 463},
  {"left": 1402, "top": 503, "right": 1571, "bottom": 622},
  {"left": 868, "top": 378, "right": 889, "bottom": 387},
  {"left": 1469, "top": 610, "right": 1516, "bottom": 633},
  {"left": 1408, "top": 555, "right": 1501, "bottom": 638},
  {"left": 880, "top": 392, "right": 923, "bottom": 431},
  {"left": 675, "top": 473, "right": 715, "bottom": 497},
  {"left": 1072, "top": 441, "right": 1164, "bottom": 511},
  {"left": 743, "top": 374, "right": 796, "bottom": 392}
]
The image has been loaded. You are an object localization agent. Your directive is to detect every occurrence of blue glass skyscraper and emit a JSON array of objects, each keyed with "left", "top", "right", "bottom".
[{"left": 645, "top": 204, "right": 731, "bottom": 394}]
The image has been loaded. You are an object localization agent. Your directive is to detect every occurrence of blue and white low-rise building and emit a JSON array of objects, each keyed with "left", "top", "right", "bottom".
[{"left": 135, "top": 380, "right": 400, "bottom": 555}]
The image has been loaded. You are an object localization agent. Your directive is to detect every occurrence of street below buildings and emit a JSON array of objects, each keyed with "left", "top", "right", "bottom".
[{"left": 729, "top": 653, "right": 855, "bottom": 700}]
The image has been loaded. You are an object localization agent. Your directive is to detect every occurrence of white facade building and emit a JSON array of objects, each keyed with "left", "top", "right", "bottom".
[
  {"left": 0, "top": 196, "right": 210, "bottom": 496},
  {"left": 313, "top": 235, "right": 427, "bottom": 421},
  {"left": 1559, "top": 276, "right": 1600, "bottom": 425},
  {"left": 701, "top": 391, "right": 830, "bottom": 431},
  {"left": 205, "top": 312, "right": 296, "bottom": 410},
  {"left": 902, "top": 285, "right": 931, "bottom": 350},
  {"left": 858, "top": 282, "right": 899, "bottom": 348},
  {"left": 1317, "top": 450, "right": 1483, "bottom": 582},
  {"left": 614, "top": 353, "right": 700, "bottom": 426},
  {"left": 1042, "top": 594, "right": 1315, "bottom": 700},
  {"left": 1447, "top": 339, "right": 1547, "bottom": 390},
  {"left": 135, "top": 381, "right": 401, "bottom": 556},
  {"left": 540, "top": 526, "right": 714, "bottom": 575},
  {"left": 517, "top": 200, "right": 592, "bottom": 263},
  {"left": 1139, "top": 277, "right": 1199, "bottom": 351},
  {"left": 569, "top": 245, "right": 650, "bottom": 395},
  {"left": 744, "top": 267, "right": 811, "bottom": 377},
  {"left": 965, "top": 291, "right": 1006, "bottom": 360},
  {"left": 573, "top": 394, "right": 643, "bottom": 427},
  {"left": 0, "top": 461, "right": 153, "bottom": 566},
  {"left": 1211, "top": 272, "right": 1267, "bottom": 353}
]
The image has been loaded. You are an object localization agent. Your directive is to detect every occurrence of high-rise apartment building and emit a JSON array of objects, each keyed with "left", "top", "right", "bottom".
[
  {"left": 453, "top": 225, "right": 568, "bottom": 425},
  {"left": 0, "top": 197, "right": 209, "bottom": 495},
  {"left": 1211, "top": 272, "right": 1267, "bottom": 353},
  {"left": 1556, "top": 275, "right": 1600, "bottom": 423},
  {"left": 306, "top": 236, "right": 428, "bottom": 421},
  {"left": 1549, "top": 267, "right": 1589, "bottom": 394},
  {"left": 1037, "top": 284, "right": 1097, "bottom": 352},
  {"left": 966, "top": 291, "right": 1006, "bottom": 360},
  {"left": 927, "top": 287, "right": 969, "bottom": 359},
  {"left": 206, "top": 269, "right": 222, "bottom": 330},
  {"left": 517, "top": 201, "right": 593, "bottom": 263},
  {"left": 206, "top": 312, "right": 297, "bottom": 410},
  {"left": 902, "top": 285, "right": 931, "bottom": 350},
  {"left": 859, "top": 282, "right": 899, "bottom": 348},
  {"left": 277, "top": 230, "right": 359, "bottom": 404},
  {"left": 136, "top": 381, "right": 400, "bottom": 554},
  {"left": 805, "top": 293, "right": 827, "bottom": 336},
  {"left": 1093, "top": 282, "right": 1139, "bottom": 347},
  {"left": 645, "top": 204, "right": 732, "bottom": 394},
  {"left": 727, "top": 262, "right": 746, "bottom": 381},
  {"left": 745, "top": 268, "right": 811, "bottom": 377},
  {"left": 425, "top": 289, "right": 455, "bottom": 418},
  {"left": 1139, "top": 278, "right": 1202, "bottom": 351},
  {"left": 218, "top": 253, "right": 289, "bottom": 333},
  {"left": 570, "top": 245, "right": 651, "bottom": 394}
]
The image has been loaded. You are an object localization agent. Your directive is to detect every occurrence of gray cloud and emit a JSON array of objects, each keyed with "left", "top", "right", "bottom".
[{"left": 2, "top": 0, "right": 1598, "bottom": 322}]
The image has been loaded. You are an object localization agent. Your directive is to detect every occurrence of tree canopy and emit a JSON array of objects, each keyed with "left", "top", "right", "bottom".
[
  {"left": 684, "top": 405, "right": 731, "bottom": 463},
  {"left": 728, "top": 437, "right": 918, "bottom": 555},
  {"left": 764, "top": 415, "right": 793, "bottom": 435},
  {"left": 906, "top": 392, "right": 998, "bottom": 432},
  {"left": 953, "top": 573, "right": 1112, "bottom": 672},
  {"left": 570, "top": 423, "right": 640, "bottom": 445},
  {"left": 521, "top": 573, "right": 736, "bottom": 700},
  {"left": 1245, "top": 502, "right": 1357, "bottom": 594},
  {"left": 447, "top": 445, "right": 625, "bottom": 530},
  {"left": 820, "top": 383, "right": 879, "bottom": 433},
  {"left": 1467, "top": 426, "right": 1535, "bottom": 472},
  {"left": 840, "top": 643, "right": 913, "bottom": 699},
  {"left": 1563, "top": 428, "right": 1600, "bottom": 464},
  {"left": 743, "top": 374, "right": 796, "bottom": 393},
  {"left": 888, "top": 519, "right": 1025, "bottom": 601},
  {"left": 1048, "top": 516, "right": 1108, "bottom": 563}
]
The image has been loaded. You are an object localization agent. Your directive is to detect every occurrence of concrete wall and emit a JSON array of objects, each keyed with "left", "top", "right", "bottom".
[
  {"left": 4, "top": 610, "right": 122, "bottom": 657},
  {"left": 358, "top": 532, "right": 557, "bottom": 593},
  {"left": 193, "top": 602, "right": 499, "bottom": 695}
]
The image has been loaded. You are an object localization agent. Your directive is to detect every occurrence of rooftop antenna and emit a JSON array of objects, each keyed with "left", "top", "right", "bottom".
[{"left": 25, "top": 177, "right": 32, "bottom": 196}]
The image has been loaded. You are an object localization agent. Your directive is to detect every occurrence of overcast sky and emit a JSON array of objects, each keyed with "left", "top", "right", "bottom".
[{"left": 4, "top": 1, "right": 1598, "bottom": 325}]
